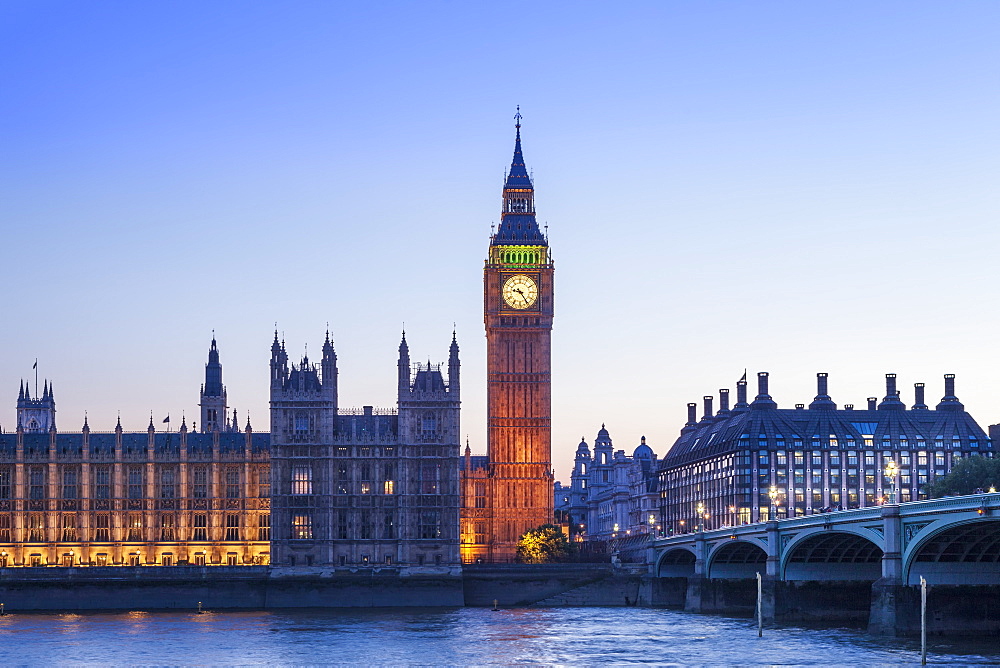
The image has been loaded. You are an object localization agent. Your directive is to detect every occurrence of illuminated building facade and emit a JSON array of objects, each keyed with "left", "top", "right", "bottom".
[
  {"left": 269, "top": 330, "right": 461, "bottom": 568},
  {"left": 657, "top": 372, "right": 993, "bottom": 535},
  {"left": 0, "top": 339, "right": 270, "bottom": 567},
  {"left": 0, "top": 332, "right": 462, "bottom": 570},
  {"left": 462, "top": 113, "right": 555, "bottom": 561}
]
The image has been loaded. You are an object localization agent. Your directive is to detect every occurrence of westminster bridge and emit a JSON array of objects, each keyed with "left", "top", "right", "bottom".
[{"left": 646, "top": 493, "right": 1000, "bottom": 635}]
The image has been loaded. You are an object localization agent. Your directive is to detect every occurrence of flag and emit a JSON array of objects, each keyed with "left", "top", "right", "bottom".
[
  {"left": 32, "top": 360, "right": 37, "bottom": 369},
  {"left": 740, "top": 370, "right": 747, "bottom": 382},
  {"left": 162, "top": 415, "right": 170, "bottom": 424}
]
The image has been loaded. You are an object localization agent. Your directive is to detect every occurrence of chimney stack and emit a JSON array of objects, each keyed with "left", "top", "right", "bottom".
[
  {"left": 809, "top": 372, "right": 835, "bottom": 410},
  {"left": 702, "top": 396, "right": 713, "bottom": 421},
  {"left": 913, "top": 382, "right": 927, "bottom": 410},
  {"left": 867, "top": 397, "right": 877, "bottom": 411},
  {"left": 718, "top": 388, "right": 730, "bottom": 413},
  {"left": 878, "top": 374, "right": 904, "bottom": 410},
  {"left": 751, "top": 372, "right": 777, "bottom": 409},
  {"left": 734, "top": 376, "right": 749, "bottom": 411},
  {"left": 936, "top": 374, "right": 964, "bottom": 411},
  {"left": 682, "top": 402, "right": 698, "bottom": 433}
]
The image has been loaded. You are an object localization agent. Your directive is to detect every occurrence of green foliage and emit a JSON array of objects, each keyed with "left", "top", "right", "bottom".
[
  {"left": 925, "top": 455, "right": 1000, "bottom": 498},
  {"left": 516, "top": 524, "right": 575, "bottom": 564}
]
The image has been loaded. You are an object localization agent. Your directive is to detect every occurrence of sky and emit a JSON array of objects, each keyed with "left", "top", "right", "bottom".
[{"left": 2, "top": 2, "right": 999, "bottom": 480}]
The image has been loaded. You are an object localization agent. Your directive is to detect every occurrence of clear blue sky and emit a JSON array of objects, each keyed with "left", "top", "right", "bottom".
[{"left": 2, "top": 1, "right": 999, "bottom": 479}]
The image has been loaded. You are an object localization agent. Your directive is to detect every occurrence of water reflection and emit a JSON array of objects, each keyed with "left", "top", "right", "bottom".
[{"left": 0, "top": 607, "right": 995, "bottom": 665}]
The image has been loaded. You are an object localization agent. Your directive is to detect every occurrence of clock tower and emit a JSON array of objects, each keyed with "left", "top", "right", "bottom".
[{"left": 483, "top": 111, "right": 554, "bottom": 559}]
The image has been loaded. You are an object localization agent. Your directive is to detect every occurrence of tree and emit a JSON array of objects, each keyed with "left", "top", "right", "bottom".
[
  {"left": 925, "top": 455, "right": 1000, "bottom": 498},
  {"left": 516, "top": 524, "right": 574, "bottom": 564}
]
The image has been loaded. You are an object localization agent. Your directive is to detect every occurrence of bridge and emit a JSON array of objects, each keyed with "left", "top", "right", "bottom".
[{"left": 646, "top": 493, "right": 1000, "bottom": 635}]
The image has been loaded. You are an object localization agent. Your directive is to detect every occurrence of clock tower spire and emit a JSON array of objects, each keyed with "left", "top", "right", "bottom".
[{"left": 476, "top": 110, "right": 554, "bottom": 561}]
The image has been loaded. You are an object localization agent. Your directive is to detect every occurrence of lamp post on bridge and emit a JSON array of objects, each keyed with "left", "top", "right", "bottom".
[
  {"left": 695, "top": 502, "right": 705, "bottom": 532},
  {"left": 768, "top": 485, "right": 780, "bottom": 521},
  {"left": 885, "top": 460, "right": 899, "bottom": 505}
]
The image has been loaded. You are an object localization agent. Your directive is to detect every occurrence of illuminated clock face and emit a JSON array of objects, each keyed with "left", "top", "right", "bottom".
[{"left": 502, "top": 274, "right": 538, "bottom": 309}]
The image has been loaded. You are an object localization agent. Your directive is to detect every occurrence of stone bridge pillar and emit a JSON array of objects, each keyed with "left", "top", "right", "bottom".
[
  {"left": 693, "top": 531, "right": 706, "bottom": 576},
  {"left": 765, "top": 520, "right": 779, "bottom": 577},
  {"left": 684, "top": 531, "right": 708, "bottom": 612},
  {"left": 869, "top": 503, "right": 915, "bottom": 636},
  {"left": 880, "top": 504, "right": 902, "bottom": 580}
]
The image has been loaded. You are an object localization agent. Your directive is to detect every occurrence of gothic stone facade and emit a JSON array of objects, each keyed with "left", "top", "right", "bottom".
[
  {"left": 0, "top": 332, "right": 461, "bottom": 569},
  {"left": 0, "top": 373, "right": 270, "bottom": 568},
  {"left": 461, "top": 115, "right": 555, "bottom": 562},
  {"left": 269, "top": 331, "right": 461, "bottom": 568}
]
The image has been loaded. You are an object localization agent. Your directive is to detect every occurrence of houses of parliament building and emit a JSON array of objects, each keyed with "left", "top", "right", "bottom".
[{"left": 0, "top": 117, "right": 556, "bottom": 568}]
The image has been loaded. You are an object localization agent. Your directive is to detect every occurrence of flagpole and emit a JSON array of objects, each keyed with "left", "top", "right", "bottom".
[{"left": 34, "top": 359, "right": 38, "bottom": 397}]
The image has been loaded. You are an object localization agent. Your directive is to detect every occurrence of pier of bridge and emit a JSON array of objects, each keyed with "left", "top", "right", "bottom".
[{"left": 645, "top": 494, "right": 1000, "bottom": 635}]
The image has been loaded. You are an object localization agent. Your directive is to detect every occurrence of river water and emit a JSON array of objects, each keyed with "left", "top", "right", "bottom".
[{"left": 0, "top": 607, "right": 997, "bottom": 665}]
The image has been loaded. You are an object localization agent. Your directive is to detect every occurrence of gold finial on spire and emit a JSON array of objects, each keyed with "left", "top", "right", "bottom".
[{"left": 514, "top": 105, "right": 521, "bottom": 129}]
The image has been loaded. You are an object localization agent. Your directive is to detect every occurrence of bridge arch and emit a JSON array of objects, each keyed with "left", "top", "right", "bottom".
[
  {"left": 656, "top": 547, "right": 696, "bottom": 577},
  {"left": 707, "top": 540, "right": 766, "bottom": 579},
  {"left": 904, "top": 518, "right": 1000, "bottom": 585},
  {"left": 782, "top": 531, "right": 883, "bottom": 581}
]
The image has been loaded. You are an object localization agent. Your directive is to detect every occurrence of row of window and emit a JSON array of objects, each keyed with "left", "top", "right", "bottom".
[
  {"left": 1, "top": 552, "right": 254, "bottom": 568},
  {"left": 0, "top": 513, "right": 269, "bottom": 542},
  {"left": 0, "top": 467, "right": 268, "bottom": 500},
  {"left": 289, "top": 511, "right": 441, "bottom": 540}
]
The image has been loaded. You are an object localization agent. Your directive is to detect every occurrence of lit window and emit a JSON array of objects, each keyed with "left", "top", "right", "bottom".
[
  {"left": 292, "top": 466, "right": 312, "bottom": 495},
  {"left": 292, "top": 515, "right": 313, "bottom": 540}
]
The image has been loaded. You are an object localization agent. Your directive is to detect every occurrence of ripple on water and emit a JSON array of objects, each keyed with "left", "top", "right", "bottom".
[{"left": 0, "top": 607, "right": 997, "bottom": 665}]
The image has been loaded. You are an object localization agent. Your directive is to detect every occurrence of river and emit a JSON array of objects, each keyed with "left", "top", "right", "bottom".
[{"left": 0, "top": 607, "right": 997, "bottom": 665}]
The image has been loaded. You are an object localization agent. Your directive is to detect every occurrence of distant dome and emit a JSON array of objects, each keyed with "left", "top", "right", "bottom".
[
  {"left": 576, "top": 438, "right": 590, "bottom": 455},
  {"left": 633, "top": 443, "right": 653, "bottom": 459}
]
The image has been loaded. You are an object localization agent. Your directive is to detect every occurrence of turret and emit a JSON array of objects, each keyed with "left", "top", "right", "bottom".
[
  {"left": 270, "top": 330, "right": 288, "bottom": 389},
  {"left": 593, "top": 424, "right": 613, "bottom": 466},
  {"left": 200, "top": 335, "right": 228, "bottom": 432},
  {"left": 16, "top": 376, "right": 56, "bottom": 433},
  {"left": 448, "top": 330, "right": 460, "bottom": 398},
  {"left": 398, "top": 331, "right": 411, "bottom": 395},
  {"left": 321, "top": 329, "right": 338, "bottom": 407}
]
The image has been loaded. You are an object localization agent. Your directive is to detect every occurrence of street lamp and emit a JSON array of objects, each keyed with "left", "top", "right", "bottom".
[
  {"left": 695, "top": 502, "right": 705, "bottom": 531},
  {"left": 768, "top": 485, "right": 779, "bottom": 521},
  {"left": 884, "top": 460, "right": 899, "bottom": 504}
]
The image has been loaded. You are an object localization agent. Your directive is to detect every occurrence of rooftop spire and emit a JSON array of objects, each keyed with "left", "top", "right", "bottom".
[
  {"left": 493, "top": 108, "right": 546, "bottom": 246},
  {"left": 504, "top": 106, "right": 531, "bottom": 190}
]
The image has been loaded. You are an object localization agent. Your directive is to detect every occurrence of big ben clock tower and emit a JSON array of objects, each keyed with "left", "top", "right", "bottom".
[{"left": 484, "top": 110, "right": 554, "bottom": 558}]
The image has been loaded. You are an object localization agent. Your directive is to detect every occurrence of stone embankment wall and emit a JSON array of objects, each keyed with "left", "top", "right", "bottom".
[
  {"left": 462, "top": 564, "right": 644, "bottom": 607},
  {"left": 0, "top": 564, "right": 651, "bottom": 611},
  {"left": 0, "top": 566, "right": 464, "bottom": 610}
]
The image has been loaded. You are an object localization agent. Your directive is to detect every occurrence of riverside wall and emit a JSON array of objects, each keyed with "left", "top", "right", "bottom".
[
  {"left": 462, "top": 564, "right": 644, "bottom": 607},
  {"left": 3, "top": 565, "right": 997, "bottom": 637},
  {"left": 0, "top": 566, "right": 465, "bottom": 610},
  {"left": 0, "top": 564, "right": 643, "bottom": 611}
]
